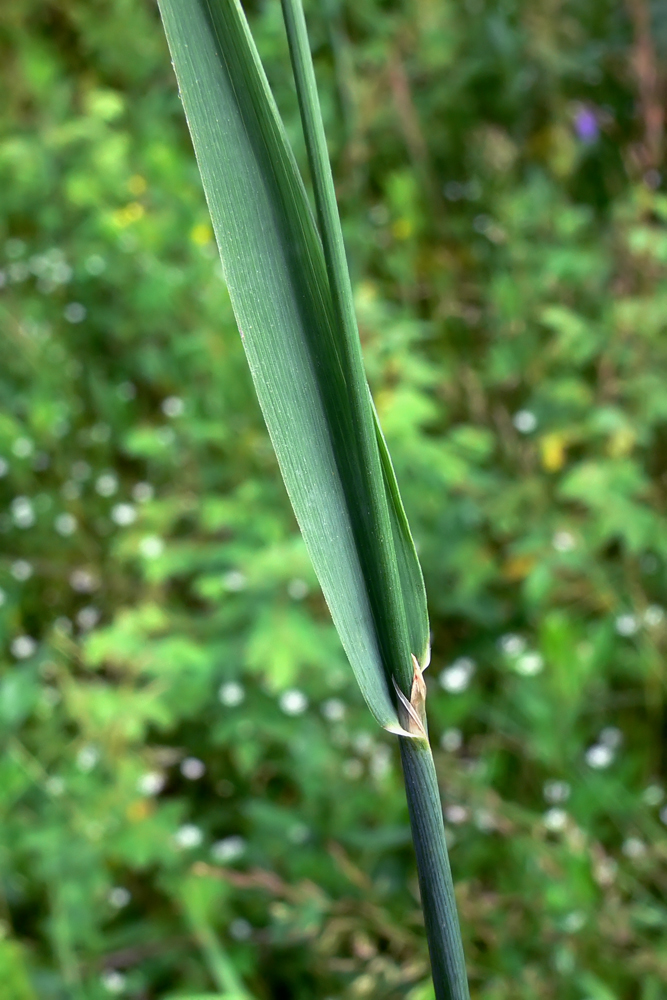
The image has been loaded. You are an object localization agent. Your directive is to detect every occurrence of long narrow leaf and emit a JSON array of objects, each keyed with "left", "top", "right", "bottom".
[{"left": 157, "top": 0, "right": 428, "bottom": 726}]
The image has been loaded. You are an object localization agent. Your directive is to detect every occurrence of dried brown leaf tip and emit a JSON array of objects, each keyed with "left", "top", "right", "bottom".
[{"left": 393, "top": 654, "right": 428, "bottom": 740}]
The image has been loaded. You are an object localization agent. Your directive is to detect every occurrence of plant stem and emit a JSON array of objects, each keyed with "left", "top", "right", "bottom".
[
  {"left": 399, "top": 737, "right": 470, "bottom": 1000},
  {"left": 280, "top": 0, "right": 413, "bottom": 697}
]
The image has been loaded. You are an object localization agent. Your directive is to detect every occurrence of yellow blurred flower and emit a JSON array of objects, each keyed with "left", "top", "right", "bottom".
[
  {"left": 126, "top": 799, "right": 153, "bottom": 822},
  {"left": 112, "top": 201, "right": 145, "bottom": 227},
  {"left": 391, "top": 217, "right": 412, "bottom": 240},
  {"left": 541, "top": 433, "right": 566, "bottom": 472},
  {"left": 190, "top": 222, "right": 213, "bottom": 245}
]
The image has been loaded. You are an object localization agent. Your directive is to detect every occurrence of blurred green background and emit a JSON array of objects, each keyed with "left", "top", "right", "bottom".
[{"left": 1, "top": 0, "right": 667, "bottom": 997}]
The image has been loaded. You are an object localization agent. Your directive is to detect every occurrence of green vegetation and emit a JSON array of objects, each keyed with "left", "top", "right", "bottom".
[{"left": 1, "top": 1, "right": 666, "bottom": 999}]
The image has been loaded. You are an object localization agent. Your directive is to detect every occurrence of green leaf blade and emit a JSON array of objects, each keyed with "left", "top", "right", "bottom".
[{"left": 158, "top": 0, "right": 409, "bottom": 728}]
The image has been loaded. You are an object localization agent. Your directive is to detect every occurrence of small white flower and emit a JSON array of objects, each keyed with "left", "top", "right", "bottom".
[
  {"left": 76, "top": 745, "right": 99, "bottom": 772},
  {"left": 287, "top": 578, "right": 309, "bottom": 600},
  {"left": 552, "top": 531, "right": 576, "bottom": 553},
  {"left": 111, "top": 503, "right": 137, "bottom": 526},
  {"left": 161, "top": 395, "right": 184, "bottom": 418},
  {"left": 174, "top": 824, "right": 203, "bottom": 849},
  {"left": 543, "top": 808, "right": 568, "bottom": 832},
  {"left": 642, "top": 784, "right": 664, "bottom": 807},
  {"left": 593, "top": 858, "right": 617, "bottom": 887},
  {"left": 543, "top": 780, "right": 570, "bottom": 804},
  {"left": 342, "top": 758, "right": 364, "bottom": 780},
  {"left": 229, "top": 918, "right": 252, "bottom": 941},
  {"left": 69, "top": 568, "right": 98, "bottom": 592},
  {"left": 222, "top": 570, "right": 246, "bottom": 592},
  {"left": 95, "top": 472, "right": 118, "bottom": 497},
  {"left": 76, "top": 606, "right": 100, "bottom": 631},
  {"left": 615, "top": 613, "right": 639, "bottom": 637},
  {"left": 132, "top": 482, "right": 154, "bottom": 503},
  {"left": 499, "top": 634, "right": 526, "bottom": 656},
  {"left": 100, "top": 969, "right": 126, "bottom": 994},
  {"left": 11, "top": 559, "right": 33, "bottom": 581},
  {"left": 321, "top": 698, "right": 346, "bottom": 722},
  {"left": 440, "top": 728, "right": 463, "bottom": 752},
  {"left": 180, "top": 757, "right": 206, "bottom": 780},
  {"left": 11, "top": 635, "right": 37, "bottom": 659},
  {"left": 585, "top": 744, "right": 614, "bottom": 769},
  {"left": 599, "top": 726, "right": 623, "bottom": 749},
  {"left": 139, "top": 535, "right": 164, "bottom": 559},
  {"left": 219, "top": 681, "right": 245, "bottom": 707},
  {"left": 279, "top": 689, "right": 308, "bottom": 715},
  {"left": 46, "top": 776, "right": 65, "bottom": 796},
  {"left": 211, "top": 835, "right": 246, "bottom": 863},
  {"left": 55, "top": 513, "right": 77, "bottom": 536},
  {"left": 562, "top": 911, "right": 586, "bottom": 933},
  {"left": 515, "top": 651, "right": 544, "bottom": 676},
  {"left": 513, "top": 410, "right": 537, "bottom": 434},
  {"left": 644, "top": 604, "right": 664, "bottom": 627},
  {"left": 439, "top": 657, "right": 475, "bottom": 693},
  {"left": 137, "top": 771, "right": 165, "bottom": 796},
  {"left": 53, "top": 616, "right": 72, "bottom": 634},
  {"left": 108, "top": 886, "right": 131, "bottom": 909},
  {"left": 64, "top": 302, "right": 86, "bottom": 324},
  {"left": 622, "top": 837, "right": 646, "bottom": 860},
  {"left": 11, "top": 496, "right": 35, "bottom": 528},
  {"left": 445, "top": 804, "right": 469, "bottom": 825},
  {"left": 12, "top": 437, "right": 34, "bottom": 458}
]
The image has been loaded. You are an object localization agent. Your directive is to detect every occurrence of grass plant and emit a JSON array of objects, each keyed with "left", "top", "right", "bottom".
[{"left": 156, "top": 0, "right": 469, "bottom": 995}]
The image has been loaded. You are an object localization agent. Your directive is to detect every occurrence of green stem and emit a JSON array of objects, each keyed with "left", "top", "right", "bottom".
[
  {"left": 399, "top": 738, "right": 470, "bottom": 1000},
  {"left": 280, "top": 0, "right": 413, "bottom": 697}
]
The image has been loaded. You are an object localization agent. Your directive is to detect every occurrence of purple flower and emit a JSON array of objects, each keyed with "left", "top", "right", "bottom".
[{"left": 574, "top": 107, "right": 599, "bottom": 144}]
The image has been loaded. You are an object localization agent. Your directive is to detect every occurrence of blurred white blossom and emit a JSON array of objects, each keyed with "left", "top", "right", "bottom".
[
  {"left": 11, "top": 496, "right": 35, "bottom": 528},
  {"left": 439, "top": 657, "right": 475, "bottom": 693},
  {"left": 615, "top": 614, "right": 639, "bottom": 637},
  {"left": 55, "top": 512, "right": 77, "bottom": 536},
  {"left": 111, "top": 503, "right": 137, "bottom": 526},
  {"left": 161, "top": 395, "right": 184, "bottom": 417},
  {"left": 180, "top": 757, "right": 206, "bottom": 780},
  {"left": 96, "top": 472, "right": 118, "bottom": 497},
  {"left": 11, "top": 635, "right": 37, "bottom": 659},
  {"left": 174, "top": 824, "right": 203, "bottom": 849},
  {"left": 139, "top": 535, "right": 164, "bottom": 559},
  {"left": 513, "top": 410, "right": 537, "bottom": 433},
  {"left": 321, "top": 698, "right": 345, "bottom": 722},
  {"left": 585, "top": 744, "right": 614, "bottom": 769},
  {"left": 543, "top": 808, "right": 568, "bottom": 832},
  {"left": 279, "top": 689, "right": 308, "bottom": 715},
  {"left": 219, "top": 681, "right": 245, "bottom": 707},
  {"left": 552, "top": 531, "right": 576, "bottom": 553},
  {"left": 108, "top": 886, "right": 131, "bottom": 909},
  {"left": 211, "top": 836, "right": 246, "bottom": 863},
  {"left": 137, "top": 772, "right": 166, "bottom": 796},
  {"left": 440, "top": 728, "right": 463, "bottom": 752},
  {"left": 11, "top": 559, "right": 33, "bottom": 581}
]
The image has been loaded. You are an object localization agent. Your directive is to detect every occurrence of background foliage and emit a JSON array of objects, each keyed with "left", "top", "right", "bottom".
[{"left": 1, "top": 0, "right": 667, "bottom": 998}]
